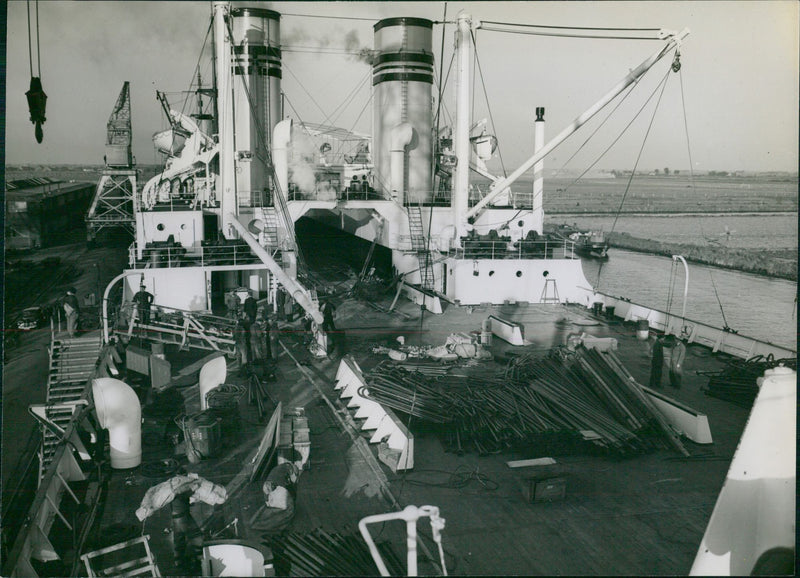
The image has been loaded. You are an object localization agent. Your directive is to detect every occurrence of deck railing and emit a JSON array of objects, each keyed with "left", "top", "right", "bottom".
[
  {"left": 395, "top": 237, "right": 577, "bottom": 259},
  {"left": 128, "top": 241, "right": 272, "bottom": 269},
  {"left": 452, "top": 238, "right": 576, "bottom": 260}
]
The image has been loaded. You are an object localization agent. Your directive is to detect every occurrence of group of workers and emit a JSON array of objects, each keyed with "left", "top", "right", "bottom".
[
  {"left": 234, "top": 291, "right": 280, "bottom": 375},
  {"left": 649, "top": 333, "right": 686, "bottom": 389}
]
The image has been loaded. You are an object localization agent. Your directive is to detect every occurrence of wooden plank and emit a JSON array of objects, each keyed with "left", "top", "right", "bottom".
[{"left": 506, "top": 457, "right": 557, "bottom": 468}]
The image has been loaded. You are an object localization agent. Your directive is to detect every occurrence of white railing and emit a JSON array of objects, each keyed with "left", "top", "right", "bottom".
[
  {"left": 127, "top": 241, "right": 273, "bottom": 269},
  {"left": 452, "top": 238, "right": 577, "bottom": 260}
]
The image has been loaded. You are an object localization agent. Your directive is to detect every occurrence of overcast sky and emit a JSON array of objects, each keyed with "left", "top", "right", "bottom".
[{"left": 4, "top": 1, "right": 798, "bottom": 173}]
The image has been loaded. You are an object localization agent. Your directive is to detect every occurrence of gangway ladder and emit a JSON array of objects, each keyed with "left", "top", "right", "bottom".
[
  {"left": 408, "top": 205, "right": 434, "bottom": 290},
  {"left": 540, "top": 278, "right": 560, "bottom": 303},
  {"left": 37, "top": 333, "right": 102, "bottom": 484}
]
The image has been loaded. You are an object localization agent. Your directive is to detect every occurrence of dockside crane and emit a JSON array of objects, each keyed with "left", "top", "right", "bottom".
[{"left": 85, "top": 81, "right": 138, "bottom": 245}]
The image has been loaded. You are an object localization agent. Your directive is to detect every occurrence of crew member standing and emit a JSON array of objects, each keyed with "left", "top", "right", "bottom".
[
  {"left": 250, "top": 315, "right": 264, "bottom": 363},
  {"left": 133, "top": 283, "right": 155, "bottom": 325},
  {"left": 665, "top": 334, "right": 686, "bottom": 389},
  {"left": 649, "top": 335, "right": 664, "bottom": 388},
  {"left": 243, "top": 292, "right": 258, "bottom": 325},
  {"left": 63, "top": 287, "right": 80, "bottom": 337},
  {"left": 234, "top": 315, "right": 251, "bottom": 375}
]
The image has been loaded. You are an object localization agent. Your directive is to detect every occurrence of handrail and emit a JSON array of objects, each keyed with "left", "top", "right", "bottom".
[{"left": 127, "top": 240, "right": 271, "bottom": 269}]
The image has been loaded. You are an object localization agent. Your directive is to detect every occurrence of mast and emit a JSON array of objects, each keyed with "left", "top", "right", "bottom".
[
  {"left": 213, "top": 1, "right": 236, "bottom": 238},
  {"left": 452, "top": 12, "right": 473, "bottom": 246}
]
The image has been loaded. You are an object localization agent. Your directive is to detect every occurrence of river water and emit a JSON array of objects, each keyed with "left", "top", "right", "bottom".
[{"left": 548, "top": 214, "right": 797, "bottom": 351}]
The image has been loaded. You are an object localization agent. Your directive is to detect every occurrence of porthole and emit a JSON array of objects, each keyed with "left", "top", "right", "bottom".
[{"left": 516, "top": 270, "right": 522, "bottom": 278}]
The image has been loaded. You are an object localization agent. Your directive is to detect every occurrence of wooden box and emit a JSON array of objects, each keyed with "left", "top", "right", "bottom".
[{"left": 522, "top": 475, "right": 567, "bottom": 503}]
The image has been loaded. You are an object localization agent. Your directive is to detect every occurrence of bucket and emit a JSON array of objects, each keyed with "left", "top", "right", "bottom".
[
  {"left": 636, "top": 319, "right": 649, "bottom": 340},
  {"left": 481, "top": 331, "right": 493, "bottom": 346}
]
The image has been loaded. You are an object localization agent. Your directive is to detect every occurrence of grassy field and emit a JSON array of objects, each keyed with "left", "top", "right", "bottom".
[{"left": 540, "top": 174, "right": 797, "bottom": 214}]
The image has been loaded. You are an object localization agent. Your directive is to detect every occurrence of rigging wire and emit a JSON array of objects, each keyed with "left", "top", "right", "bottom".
[
  {"left": 480, "top": 21, "right": 663, "bottom": 32},
  {"left": 26, "top": 0, "right": 33, "bottom": 77},
  {"left": 555, "top": 70, "right": 667, "bottom": 194},
  {"left": 595, "top": 64, "right": 672, "bottom": 290},
  {"left": 471, "top": 29, "right": 507, "bottom": 178},
  {"left": 479, "top": 24, "right": 664, "bottom": 41},
  {"left": 551, "top": 81, "right": 640, "bottom": 182},
  {"left": 433, "top": 51, "right": 456, "bottom": 130},
  {"left": 179, "top": 17, "right": 214, "bottom": 119},
  {"left": 678, "top": 67, "right": 731, "bottom": 329},
  {"left": 283, "top": 65, "right": 329, "bottom": 120}
]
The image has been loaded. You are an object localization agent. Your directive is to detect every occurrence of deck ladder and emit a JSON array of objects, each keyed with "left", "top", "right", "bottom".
[
  {"left": 260, "top": 207, "right": 280, "bottom": 250},
  {"left": 407, "top": 205, "right": 434, "bottom": 290},
  {"left": 39, "top": 334, "right": 102, "bottom": 483},
  {"left": 540, "top": 278, "right": 560, "bottom": 303}
]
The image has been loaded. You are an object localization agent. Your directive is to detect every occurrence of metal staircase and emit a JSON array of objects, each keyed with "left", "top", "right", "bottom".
[
  {"left": 407, "top": 205, "right": 434, "bottom": 290},
  {"left": 36, "top": 334, "right": 102, "bottom": 483},
  {"left": 261, "top": 207, "right": 280, "bottom": 249}
]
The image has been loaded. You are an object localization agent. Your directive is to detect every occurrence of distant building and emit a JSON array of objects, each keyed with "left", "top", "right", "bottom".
[{"left": 5, "top": 178, "right": 95, "bottom": 249}]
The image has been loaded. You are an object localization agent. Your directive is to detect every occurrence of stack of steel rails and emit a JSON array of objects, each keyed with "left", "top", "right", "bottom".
[
  {"left": 271, "top": 528, "right": 403, "bottom": 576},
  {"left": 702, "top": 354, "right": 797, "bottom": 408},
  {"left": 362, "top": 346, "right": 689, "bottom": 456}
]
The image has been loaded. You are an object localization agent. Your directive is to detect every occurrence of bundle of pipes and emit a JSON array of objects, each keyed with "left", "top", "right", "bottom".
[
  {"left": 703, "top": 355, "right": 797, "bottom": 408},
  {"left": 363, "top": 346, "right": 687, "bottom": 456},
  {"left": 272, "top": 528, "right": 404, "bottom": 576}
]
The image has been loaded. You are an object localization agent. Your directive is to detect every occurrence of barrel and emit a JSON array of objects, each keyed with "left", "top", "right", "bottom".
[{"left": 636, "top": 319, "right": 650, "bottom": 340}]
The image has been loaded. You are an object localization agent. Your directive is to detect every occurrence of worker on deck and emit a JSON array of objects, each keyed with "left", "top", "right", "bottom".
[
  {"left": 133, "top": 283, "right": 154, "bottom": 326},
  {"left": 663, "top": 334, "right": 686, "bottom": 389},
  {"left": 320, "top": 299, "right": 337, "bottom": 355},
  {"left": 250, "top": 314, "right": 265, "bottom": 363},
  {"left": 234, "top": 314, "right": 251, "bottom": 375},
  {"left": 63, "top": 287, "right": 80, "bottom": 337},
  {"left": 649, "top": 335, "right": 664, "bottom": 388},
  {"left": 243, "top": 291, "right": 258, "bottom": 324}
]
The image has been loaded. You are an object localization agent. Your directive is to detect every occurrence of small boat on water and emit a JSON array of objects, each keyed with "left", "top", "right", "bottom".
[
  {"left": 570, "top": 230, "right": 609, "bottom": 259},
  {"left": 547, "top": 224, "right": 610, "bottom": 259}
]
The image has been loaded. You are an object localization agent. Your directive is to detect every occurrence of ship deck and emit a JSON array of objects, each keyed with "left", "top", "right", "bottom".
[{"left": 92, "top": 295, "right": 749, "bottom": 576}]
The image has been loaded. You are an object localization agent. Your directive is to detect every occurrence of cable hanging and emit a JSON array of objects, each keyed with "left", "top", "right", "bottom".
[
  {"left": 25, "top": 0, "right": 47, "bottom": 143},
  {"left": 677, "top": 63, "right": 732, "bottom": 331},
  {"left": 470, "top": 28, "right": 507, "bottom": 179},
  {"left": 595, "top": 62, "right": 673, "bottom": 290}
]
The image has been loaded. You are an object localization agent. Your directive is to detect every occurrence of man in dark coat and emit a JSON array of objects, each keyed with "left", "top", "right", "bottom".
[
  {"left": 649, "top": 335, "right": 664, "bottom": 388},
  {"left": 133, "top": 283, "right": 154, "bottom": 325},
  {"left": 63, "top": 287, "right": 80, "bottom": 337},
  {"left": 243, "top": 292, "right": 258, "bottom": 324}
]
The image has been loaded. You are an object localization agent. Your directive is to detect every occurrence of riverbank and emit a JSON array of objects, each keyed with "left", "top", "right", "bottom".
[{"left": 606, "top": 231, "right": 797, "bottom": 282}]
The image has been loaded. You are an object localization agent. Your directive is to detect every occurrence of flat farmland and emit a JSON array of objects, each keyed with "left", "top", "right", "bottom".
[{"left": 540, "top": 175, "right": 798, "bottom": 214}]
